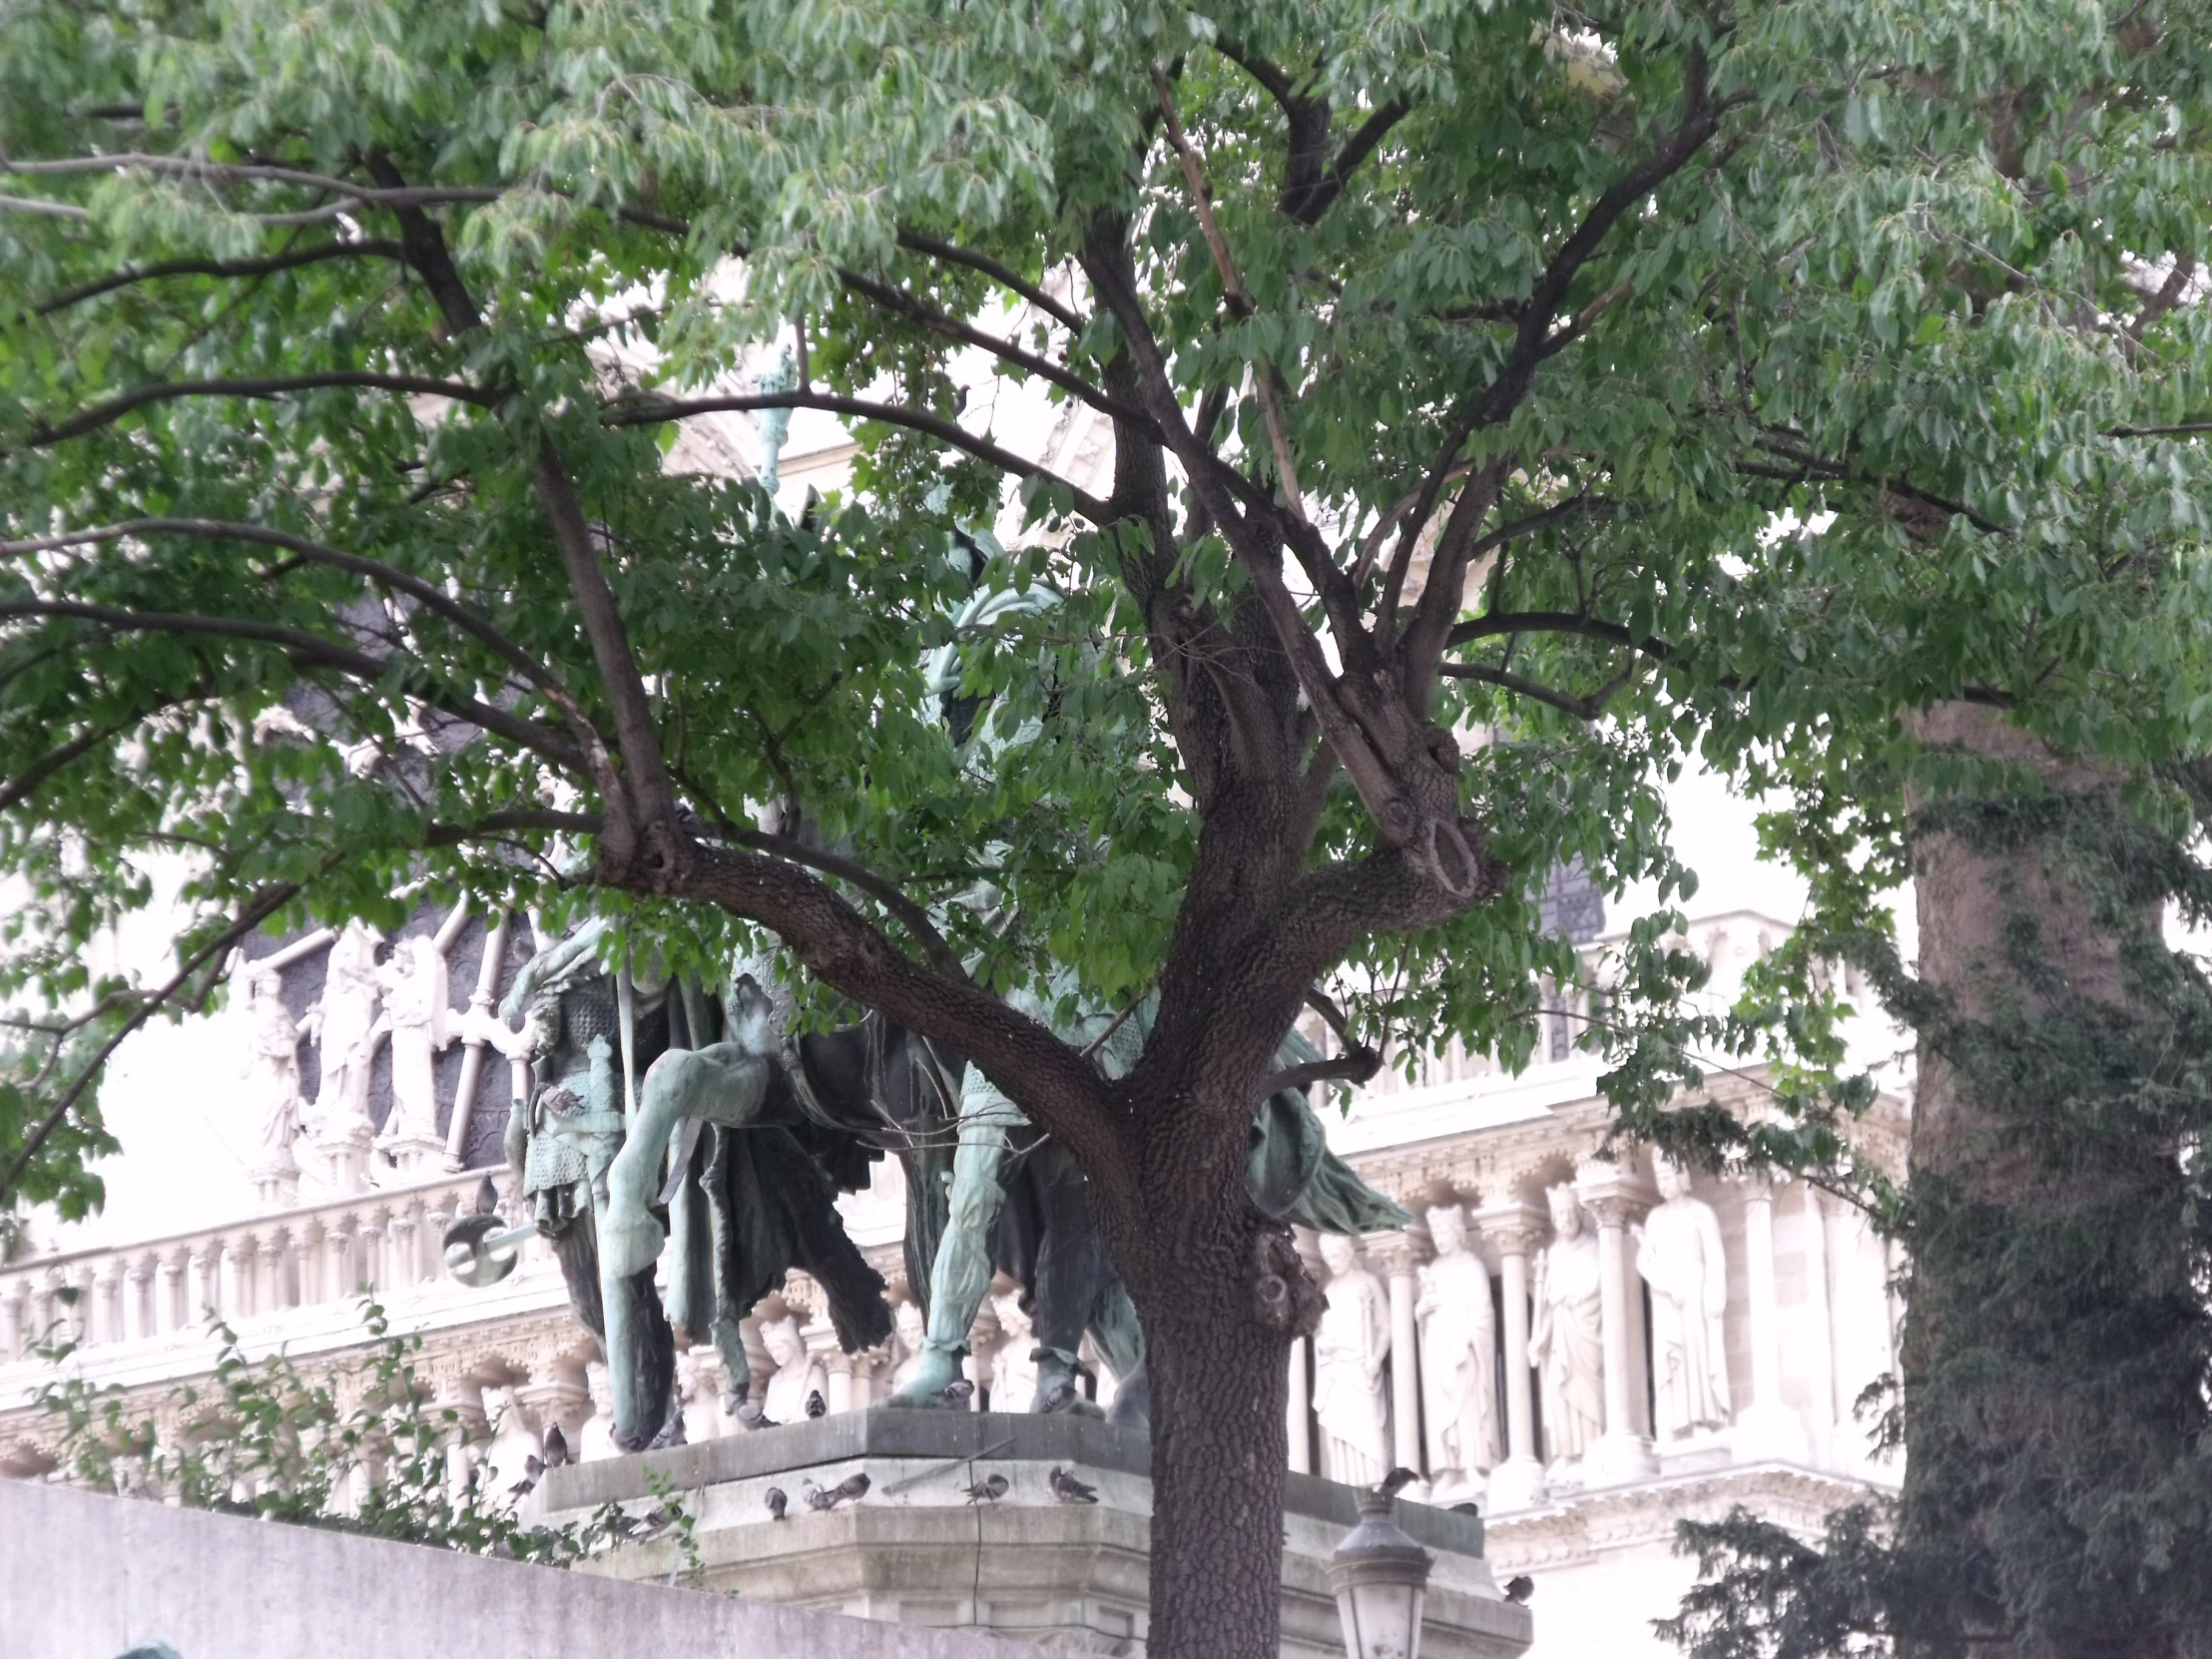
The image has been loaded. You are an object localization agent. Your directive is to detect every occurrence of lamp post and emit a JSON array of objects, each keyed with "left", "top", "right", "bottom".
[{"left": 1328, "top": 1485, "right": 1434, "bottom": 1659}]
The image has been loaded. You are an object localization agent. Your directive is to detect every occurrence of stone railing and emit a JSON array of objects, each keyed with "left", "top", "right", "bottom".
[{"left": 0, "top": 1167, "right": 565, "bottom": 1392}]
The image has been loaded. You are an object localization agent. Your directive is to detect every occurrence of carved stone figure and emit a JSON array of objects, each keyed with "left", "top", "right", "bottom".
[
  {"left": 1416, "top": 1203, "right": 1499, "bottom": 1500},
  {"left": 304, "top": 920, "right": 382, "bottom": 1132},
  {"left": 1530, "top": 1184, "right": 1605, "bottom": 1463},
  {"left": 889, "top": 1299, "right": 928, "bottom": 1394},
  {"left": 240, "top": 966, "right": 305, "bottom": 1179},
  {"left": 1313, "top": 1233, "right": 1391, "bottom": 1488},
  {"left": 1634, "top": 1154, "right": 1733, "bottom": 1436},
  {"left": 580, "top": 1362, "right": 619, "bottom": 1462},
  {"left": 759, "top": 1313, "right": 828, "bottom": 1424},
  {"left": 990, "top": 1291, "right": 1039, "bottom": 1413},
  {"left": 374, "top": 934, "right": 458, "bottom": 1146}
]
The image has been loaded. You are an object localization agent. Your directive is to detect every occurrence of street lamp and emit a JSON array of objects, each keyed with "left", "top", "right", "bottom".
[{"left": 1327, "top": 1484, "right": 1434, "bottom": 1659}]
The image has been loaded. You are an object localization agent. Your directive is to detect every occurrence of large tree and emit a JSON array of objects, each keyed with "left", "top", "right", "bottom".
[{"left": 4, "top": 3, "right": 2210, "bottom": 1654}]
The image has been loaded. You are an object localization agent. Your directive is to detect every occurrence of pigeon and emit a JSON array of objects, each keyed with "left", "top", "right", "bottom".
[
  {"left": 1504, "top": 1575, "right": 1534, "bottom": 1605},
  {"left": 960, "top": 1472, "right": 1010, "bottom": 1504},
  {"left": 1378, "top": 1466, "right": 1417, "bottom": 1498},
  {"left": 806, "top": 1388, "right": 829, "bottom": 1419},
  {"left": 506, "top": 1454, "right": 543, "bottom": 1497},
  {"left": 648, "top": 1410, "right": 687, "bottom": 1450},
  {"left": 735, "top": 1399, "right": 778, "bottom": 1430},
  {"left": 830, "top": 1471, "right": 871, "bottom": 1503},
  {"left": 619, "top": 1504, "right": 673, "bottom": 1542},
  {"left": 1047, "top": 1465, "right": 1098, "bottom": 1505},
  {"left": 473, "top": 1176, "right": 500, "bottom": 1216},
  {"left": 801, "top": 1471, "right": 871, "bottom": 1512},
  {"left": 931, "top": 1378, "right": 975, "bottom": 1409},
  {"left": 541, "top": 1424, "right": 571, "bottom": 1468},
  {"left": 765, "top": 1486, "right": 789, "bottom": 1521}
]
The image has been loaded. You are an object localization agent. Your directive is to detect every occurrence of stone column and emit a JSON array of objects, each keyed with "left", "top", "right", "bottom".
[
  {"left": 1378, "top": 1229, "right": 1426, "bottom": 1486},
  {"left": 186, "top": 1246, "right": 216, "bottom": 1332},
  {"left": 1579, "top": 1168, "right": 1658, "bottom": 1485},
  {"left": 157, "top": 1249, "right": 186, "bottom": 1335},
  {"left": 323, "top": 1215, "right": 356, "bottom": 1303},
  {"left": 1286, "top": 1336, "right": 1313, "bottom": 1474},
  {"left": 2, "top": 1279, "right": 26, "bottom": 1362},
  {"left": 260, "top": 1233, "right": 291, "bottom": 1314},
  {"left": 1799, "top": 1182, "right": 1837, "bottom": 1459},
  {"left": 1732, "top": 1173, "right": 1807, "bottom": 1459},
  {"left": 220, "top": 1237, "right": 254, "bottom": 1322},
  {"left": 92, "top": 1259, "right": 124, "bottom": 1347},
  {"left": 847, "top": 1351, "right": 879, "bottom": 1412},
  {"left": 355, "top": 1212, "right": 386, "bottom": 1296},
  {"left": 516, "top": 1372, "right": 593, "bottom": 1454},
  {"left": 125, "top": 1255, "right": 156, "bottom": 1343},
  {"left": 389, "top": 1208, "right": 419, "bottom": 1290},
  {"left": 827, "top": 1353, "right": 855, "bottom": 1415},
  {"left": 1475, "top": 1203, "right": 1547, "bottom": 1511}
]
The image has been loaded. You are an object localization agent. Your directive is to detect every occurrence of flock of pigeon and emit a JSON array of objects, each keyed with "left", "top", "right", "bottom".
[{"left": 761, "top": 1463, "right": 1098, "bottom": 1520}]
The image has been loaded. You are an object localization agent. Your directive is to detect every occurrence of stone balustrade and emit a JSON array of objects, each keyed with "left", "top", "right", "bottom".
[{"left": 0, "top": 1167, "right": 560, "bottom": 1389}]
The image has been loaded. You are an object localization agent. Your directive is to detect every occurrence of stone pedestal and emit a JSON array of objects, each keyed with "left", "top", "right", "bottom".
[
  {"left": 537, "top": 1412, "right": 1535, "bottom": 1659},
  {"left": 376, "top": 1132, "right": 448, "bottom": 1185}
]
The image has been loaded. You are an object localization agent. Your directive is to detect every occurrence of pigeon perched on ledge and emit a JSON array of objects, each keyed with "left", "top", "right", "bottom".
[
  {"left": 541, "top": 1424, "right": 571, "bottom": 1468},
  {"left": 932, "top": 1378, "right": 975, "bottom": 1409},
  {"left": 960, "top": 1472, "right": 1010, "bottom": 1504},
  {"left": 1048, "top": 1466, "right": 1098, "bottom": 1505},
  {"left": 1504, "top": 1575, "right": 1534, "bottom": 1604},
  {"left": 765, "top": 1486, "right": 789, "bottom": 1521},
  {"left": 806, "top": 1389, "right": 829, "bottom": 1418},
  {"left": 506, "top": 1454, "right": 543, "bottom": 1498},
  {"left": 803, "top": 1471, "right": 871, "bottom": 1511},
  {"left": 735, "top": 1400, "right": 778, "bottom": 1430}
]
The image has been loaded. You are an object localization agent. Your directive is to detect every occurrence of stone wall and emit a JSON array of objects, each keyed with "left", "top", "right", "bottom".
[{"left": 1, "top": 1477, "right": 1063, "bottom": 1659}]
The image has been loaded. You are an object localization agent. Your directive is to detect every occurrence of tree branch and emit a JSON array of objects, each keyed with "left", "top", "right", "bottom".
[
  {"left": 1291, "top": 99, "right": 1411, "bottom": 225},
  {"left": 895, "top": 229, "right": 1085, "bottom": 331},
  {"left": 0, "top": 519, "right": 595, "bottom": 739},
  {"left": 0, "top": 598, "right": 584, "bottom": 768},
  {"left": 834, "top": 266, "right": 1152, "bottom": 430},
  {"left": 421, "top": 809, "right": 602, "bottom": 846},
  {"left": 1438, "top": 660, "right": 1625, "bottom": 721},
  {"left": 22, "top": 372, "right": 498, "bottom": 449},
  {"left": 35, "top": 241, "right": 407, "bottom": 314},
  {"left": 713, "top": 825, "right": 968, "bottom": 984},
  {"left": 1265, "top": 1046, "right": 1382, "bottom": 1093},
  {"left": 604, "top": 391, "right": 1112, "bottom": 522}
]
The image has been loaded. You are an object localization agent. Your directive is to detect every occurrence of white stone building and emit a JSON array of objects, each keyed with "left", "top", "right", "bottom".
[{"left": 0, "top": 395, "right": 1912, "bottom": 1656}]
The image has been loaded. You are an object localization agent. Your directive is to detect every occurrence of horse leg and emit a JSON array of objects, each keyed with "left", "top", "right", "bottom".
[
  {"left": 889, "top": 1065, "right": 1021, "bottom": 1406},
  {"left": 702, "top": 1125, "right": 753, "bottom": 1413}
]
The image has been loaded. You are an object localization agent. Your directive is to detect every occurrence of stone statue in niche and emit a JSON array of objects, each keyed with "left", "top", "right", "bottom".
[
  {"left": 1313, "top": 1232, "right": 1391, "bottom": 1488},
  {"left": 241, "top": 965, "right": 306, "bottom": 1183},
  {"left": 990, "top": 1291, "right": 1039, "bottom": 1413},
  {"left": 1634, "top": 1153, "right": 1733, "bottom": 1436},
  {"left": 758, "top": 1312, "right": 828, "bottom": 1424},
  {"left": 1416, "top": 1203, "right": 1499, "bottom": 1501},
  {"left": 580, "top": 1362, "right": 620, "bottom": 1462},
  {"left": 889, "top": 1299, "right": 928, "bottom": 1394},
  {"left": 304, "top": 919, "right": 382, "bottom": 1133},
  {"left": 374, "top": 934, "right": 459, "bottom": 1146},
  {"left": 1529, "top": 1183, "right": 1605, "bottom": 1463}
]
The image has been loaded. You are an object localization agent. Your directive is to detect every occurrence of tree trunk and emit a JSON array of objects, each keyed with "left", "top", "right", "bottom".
[
  {"left": 1102, "top": 1067, "right": 1321, "bottom": 1659},
  {"left": 1898, "top": 702, "right": 2205, "bottom": 1659},
  {"left": 1144, "top": 1285, "right": 1298, "bottom": 1659}
]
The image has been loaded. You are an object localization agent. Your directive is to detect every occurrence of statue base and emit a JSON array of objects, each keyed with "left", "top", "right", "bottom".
[
  {"left": 1484, "top": 1455, "right": 1548, "bottom": 1514},
  {"left": 249, "top": 1160, "right": 299, "bottom": 1212},
  {"left": 1580, "top": 1429, "right": 1659, "bottom": 1488},
  {"left": 373, "top": 1131, "right": 447, "bottom": 1185},
  {"left": 537, "top": 1411, "right": 1534, "bottom": 1659},
  {"left": 303, "top": 1122, "right": 374, "bottom": 1196}
]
